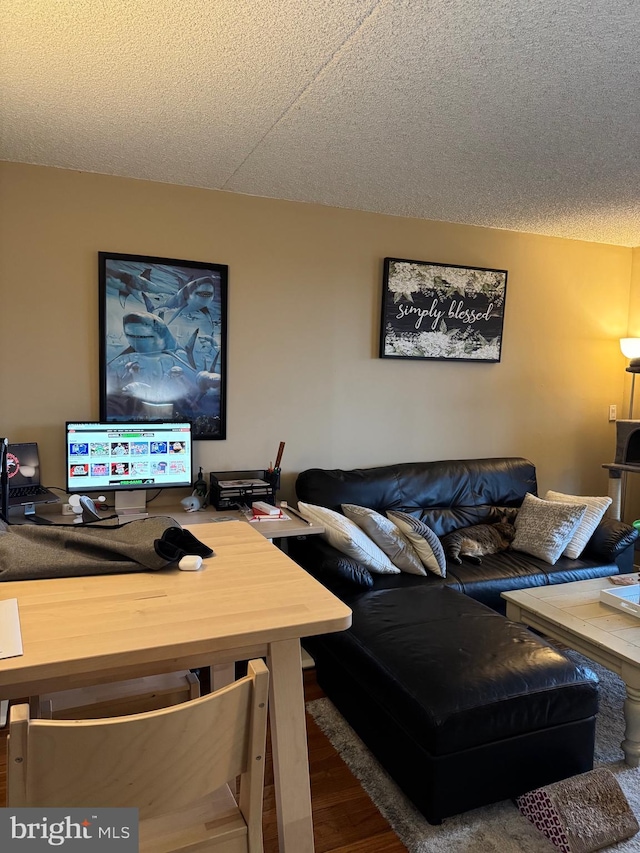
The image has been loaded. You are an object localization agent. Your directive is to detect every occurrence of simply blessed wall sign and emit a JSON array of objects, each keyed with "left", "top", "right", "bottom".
[{"left": 379, "top": 258, "right": 508, "bottom": 362}]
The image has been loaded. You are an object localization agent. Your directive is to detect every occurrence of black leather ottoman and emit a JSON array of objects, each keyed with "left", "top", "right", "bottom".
[{"left": 303, "top": 585, "right": 598, "bottom": 824}]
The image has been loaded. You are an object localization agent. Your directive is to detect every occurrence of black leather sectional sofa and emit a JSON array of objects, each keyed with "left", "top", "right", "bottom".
[{"left": 289, "top": 457, "right": 638, "bottom": 823}]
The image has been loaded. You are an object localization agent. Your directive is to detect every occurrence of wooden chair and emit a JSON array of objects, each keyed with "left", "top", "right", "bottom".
[{"left": 8, "top": 659, "right": 269, "bottom": 853}]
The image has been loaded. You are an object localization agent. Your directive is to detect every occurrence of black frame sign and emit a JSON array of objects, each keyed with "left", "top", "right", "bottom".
[
  {"left": 379, "top": 257, "right": 508, "bottom": 362},
  {"left": 99, "top": 251, "right": 228, "bottom": 439}
]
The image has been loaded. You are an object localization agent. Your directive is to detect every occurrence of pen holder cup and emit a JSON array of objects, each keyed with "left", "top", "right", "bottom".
[{"left": 265, "top": 470, "right": 281, "bottom": 492}]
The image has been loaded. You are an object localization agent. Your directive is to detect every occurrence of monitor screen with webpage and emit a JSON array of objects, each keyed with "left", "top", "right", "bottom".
[{"left": 65, "top": 421, "right": 193, "bottom": 517}]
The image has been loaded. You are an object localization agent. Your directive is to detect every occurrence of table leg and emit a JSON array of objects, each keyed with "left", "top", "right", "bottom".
[
  {"left": 267, "top": 638, "right": 314, "bottom": 853},
  {"left": 607, "top": 469, "right": 623, "bottom": 521},
  {"left": 210, "top": 662, "right": 235, "bottom": 691},
  {"left": 622, "top": 684, "right": 640, "bottom": 767}
]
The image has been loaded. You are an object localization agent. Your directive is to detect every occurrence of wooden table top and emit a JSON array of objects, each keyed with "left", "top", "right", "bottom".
[
  {"left": 166, "top": 506, "right": 325, "bottom": 539},
  {"left": 0, "top": 521, "right": 351, "bottom": 698},
  {"left": 33, "top": 503, "right": 324, "bottom": 540}
]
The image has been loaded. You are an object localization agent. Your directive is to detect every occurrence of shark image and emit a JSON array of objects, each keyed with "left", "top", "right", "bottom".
[
  {"left": 107, "top": 267, "right": 174, "bottom": 308},
  {"left": 155, "top": 275, "right": 220, "bottom": 326}
]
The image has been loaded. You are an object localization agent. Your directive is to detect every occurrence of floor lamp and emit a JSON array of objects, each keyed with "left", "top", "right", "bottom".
[
  {"left": 620, "top": 338, "right": 640, "bottom": 418},
  {"left": 618, "top": 338, "right": 640, "bottom": 529}
]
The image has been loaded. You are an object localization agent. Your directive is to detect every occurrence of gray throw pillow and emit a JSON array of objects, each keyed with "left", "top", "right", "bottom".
[
  {"left": 342, "top": 504, "right": 426, "bottom": 575},
  {"left": 512, "top": 493, "right": 587, "bottom": 565},
  {"left": 386, "top": 510, "right": 447, "bottom": 577},
  {"left": 544, "top": 490, "right": 612, "bottom": 559},
  {"left": 296, "top": 501, "right": 400, "bottom": 574}
]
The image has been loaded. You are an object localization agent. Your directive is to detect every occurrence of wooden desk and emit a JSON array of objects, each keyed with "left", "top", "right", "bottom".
[
  {"left": 33, "top": 503, "right": 325, "bottom": 541},
  {"left": 0, "top": 521, "right": 351, "bottom": 853},
  {"left": 167, "top": 505, "right": 325, "bottom": 540}
]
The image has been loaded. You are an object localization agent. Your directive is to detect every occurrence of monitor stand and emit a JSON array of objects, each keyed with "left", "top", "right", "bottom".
[
  {"left": 15, "top": 502, "right": 54, "bottom": 525},
  {"left": 115, "top": 490, "right": 149, "bottom": 523}
]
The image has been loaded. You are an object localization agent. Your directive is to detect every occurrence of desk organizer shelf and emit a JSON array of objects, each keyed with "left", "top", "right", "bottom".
[{"left": 210, "top": 469, "right": 280, "bottom": 510}]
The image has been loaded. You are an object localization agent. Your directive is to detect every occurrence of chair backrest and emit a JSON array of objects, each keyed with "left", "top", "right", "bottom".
[{"left": 8, "top": 659, "right": 269, "bottom": 824}]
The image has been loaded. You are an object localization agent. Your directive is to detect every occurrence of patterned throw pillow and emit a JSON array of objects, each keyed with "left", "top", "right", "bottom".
[
  {"left": 544, "top": 490, "right": 612, "bottom": 559},
  {"left": 517, "top": 767, "right": 639, "bottom": 853},
  {"left": 296, "top": 501, "right": 400, "bottom": 574},
  {"left": 385, "top": 510, "right": 447, "bottom": 577},
  {"left": 512, "top": 493, "right": 587, "bottom": 565},
  {"left": 341, "top": 504, "right": 426, "bottom": 575}
]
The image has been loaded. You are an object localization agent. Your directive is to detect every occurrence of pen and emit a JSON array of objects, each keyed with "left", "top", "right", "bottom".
[{"left": 274, "top": 441, "right": 285, "bottom": 470}]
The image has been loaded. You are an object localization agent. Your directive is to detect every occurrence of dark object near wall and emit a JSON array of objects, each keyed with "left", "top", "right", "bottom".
[
  {"left": 0, "top": 438, "right": 8, "bottom": 523},
  {"left": 615, "top": 420, "right": 640, "bottom": 464}
]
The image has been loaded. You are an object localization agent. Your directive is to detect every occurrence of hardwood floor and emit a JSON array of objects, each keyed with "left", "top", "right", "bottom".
[
  {"left": 262, "top": 669, "right": 406, "bottom": 853},
  {"left": 0, "top": 668, "right": 406, "bottom": 853}
]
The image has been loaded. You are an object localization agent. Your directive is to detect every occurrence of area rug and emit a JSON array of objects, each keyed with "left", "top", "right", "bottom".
[{"left": 306, "top": 651, "right": 640, "bottom": 852}]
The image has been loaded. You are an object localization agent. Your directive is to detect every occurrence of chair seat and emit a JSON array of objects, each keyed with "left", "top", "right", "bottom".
[
  {"left": 36, "top": 671, "right": 200, "bottom": 719},
  {"left": 141, "top": 787, "right": 249, "bottom": 853}
]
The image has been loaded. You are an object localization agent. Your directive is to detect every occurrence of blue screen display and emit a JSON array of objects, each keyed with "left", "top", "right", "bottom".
[{"left": 65, "top": 422, "right": 192, "bottom": 493}]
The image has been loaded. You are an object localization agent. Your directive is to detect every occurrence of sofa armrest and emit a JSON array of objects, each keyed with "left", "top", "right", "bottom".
[
  {"left": 287, "top": 536, "right": 374, "bottom": 594},
  {"left": 582, "top": 517, "right": 638, "bottom": 566}
]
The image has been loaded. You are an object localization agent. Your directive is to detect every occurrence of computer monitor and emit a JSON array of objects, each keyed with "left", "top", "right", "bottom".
[{"left": 65, "top": 421, "right": 193, "bottom": 517}]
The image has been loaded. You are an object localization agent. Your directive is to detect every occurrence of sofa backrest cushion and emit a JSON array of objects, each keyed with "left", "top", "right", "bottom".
[
  {"left": 296, "top": 457, "right": 537, "bottom": 537},
  {"left": 416, "top": 504, "right": 519, "bottom": 536}
]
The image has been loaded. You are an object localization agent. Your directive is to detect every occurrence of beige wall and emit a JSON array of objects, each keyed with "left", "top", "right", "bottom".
[
  {"left": 618, "top": 246, "right": 640, "bottom": 522},
  {"left": 621, "top": 246, "right": 640, "bottom": 420},
  {"left": 628, "top": 247, "right": 640, "bottom": 333},
  {"left": 0, "top": 162, "right": 632, "bottom": 505}
]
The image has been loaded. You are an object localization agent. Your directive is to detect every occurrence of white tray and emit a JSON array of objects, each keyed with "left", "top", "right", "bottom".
[{"left": 600, "top": 584, "right": 640, "bottom": 618}]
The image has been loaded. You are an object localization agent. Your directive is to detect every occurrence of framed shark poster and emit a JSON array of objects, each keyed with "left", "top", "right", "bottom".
[{"left": 99, "top": 252, "right": 228, "bottom": 439}]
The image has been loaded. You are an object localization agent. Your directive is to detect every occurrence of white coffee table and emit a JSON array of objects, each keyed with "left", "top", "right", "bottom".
[{"left": 502, "top": 575, "right": 640, "bottom": 766}]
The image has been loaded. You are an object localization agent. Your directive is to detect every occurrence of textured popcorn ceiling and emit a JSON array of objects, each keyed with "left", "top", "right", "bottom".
[{"left": 2, "top": 0, "right": 640, "bottom": 246}]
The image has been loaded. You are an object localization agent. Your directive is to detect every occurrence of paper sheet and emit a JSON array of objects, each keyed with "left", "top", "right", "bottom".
[{"left": 0, "top": 598, "right": 23, "bottom": 659}]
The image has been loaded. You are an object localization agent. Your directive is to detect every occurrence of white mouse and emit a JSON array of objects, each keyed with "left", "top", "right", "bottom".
[{"left": 178, "top": 555, "right": 203, "bottom": 571}]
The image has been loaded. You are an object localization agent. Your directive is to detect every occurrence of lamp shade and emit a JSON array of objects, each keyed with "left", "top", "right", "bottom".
[{"left": 620, "top": 338, "right": 640, "bottom": 359}]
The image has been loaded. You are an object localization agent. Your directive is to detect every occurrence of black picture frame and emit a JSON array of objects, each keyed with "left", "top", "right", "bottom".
[
  {"left": 99, "top": 251, "right": 228, "bottom": 439},
  {"left": 379, "top": 257, "right": 508, "bottom": 362}
]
